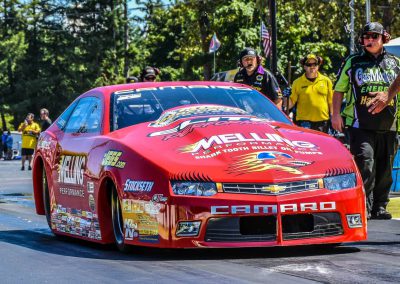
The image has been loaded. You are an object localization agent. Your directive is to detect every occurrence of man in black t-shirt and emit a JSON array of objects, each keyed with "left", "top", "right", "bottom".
[
  {"left": 40, "top": 108, "right": 52, "bottom": 132},
  {"left": 234, "top": 47, "right": 282, "bottom": 109}
]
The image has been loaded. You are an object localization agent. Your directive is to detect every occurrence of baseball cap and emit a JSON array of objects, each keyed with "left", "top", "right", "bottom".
[
  {"left": 143, "top": 67, "right": 156, "bottom": 78},
  {"left": 304, "top": 54, "right": 318, "bottom": 64},
  {"left": 362, "top": 22, "right": 384, "bottom": 35},
  {"left": 239, "top": 47, "right": 257, "bottom": 60}
]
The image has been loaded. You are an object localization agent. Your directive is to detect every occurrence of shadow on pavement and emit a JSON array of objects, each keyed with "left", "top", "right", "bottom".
[{"left": 0, "top": 228, "right": 362, "bottom": 261}]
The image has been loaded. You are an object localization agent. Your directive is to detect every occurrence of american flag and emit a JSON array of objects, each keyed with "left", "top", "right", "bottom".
[
  {"left": 261, "top": 21, "right": 271, "bottom": 58},
  {"left": 209, "top": 33, "right": 221, "bottom": 53}
]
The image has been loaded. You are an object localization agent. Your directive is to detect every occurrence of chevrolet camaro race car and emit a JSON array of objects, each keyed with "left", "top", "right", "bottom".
[{"left": 32, "top": 81, "right": 367, "bottom": 251}]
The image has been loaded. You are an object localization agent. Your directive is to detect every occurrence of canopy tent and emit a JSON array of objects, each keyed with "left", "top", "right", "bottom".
[{"left": 384, "top": 37, "right": 400, "bottom": 57}]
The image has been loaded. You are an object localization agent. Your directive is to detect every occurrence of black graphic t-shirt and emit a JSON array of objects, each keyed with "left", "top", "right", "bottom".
[{"left": 335, "top": 49, "right": 400, "bottom": 131}]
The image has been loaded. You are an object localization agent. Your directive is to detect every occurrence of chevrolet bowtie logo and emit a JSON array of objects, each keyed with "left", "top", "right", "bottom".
[{"left": 261, "top": 185, "right": 287, "bottom": 193}]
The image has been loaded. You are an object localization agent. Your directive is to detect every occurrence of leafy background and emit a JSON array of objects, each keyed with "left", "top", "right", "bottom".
[{"left": 0, "top": 0, "right": 399, "bottom": 129}]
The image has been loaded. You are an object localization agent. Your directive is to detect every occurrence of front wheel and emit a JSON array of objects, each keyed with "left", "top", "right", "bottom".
[{"left": 111, "top": 187, "right": 131, "bottom": 252}]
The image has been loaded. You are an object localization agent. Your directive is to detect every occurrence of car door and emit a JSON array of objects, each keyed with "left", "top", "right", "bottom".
[{"left": 51, "top": 96, "right": 103, "bottom": 237}]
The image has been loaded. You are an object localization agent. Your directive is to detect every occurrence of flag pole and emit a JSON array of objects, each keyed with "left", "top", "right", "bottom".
[
  {"left": 213, "top": 51, "right": 216, "bottom": 75},
  {"left": 269, "top": 0, "right": 278, "bottom": 75}
]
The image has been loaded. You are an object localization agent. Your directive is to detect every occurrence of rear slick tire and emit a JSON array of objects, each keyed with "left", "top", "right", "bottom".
[
  {"left": 42, "top": 168, "right": 52, "bottom": 229},
  {"left": 111, "top": 187, "right": 131, "bottom": 252}
]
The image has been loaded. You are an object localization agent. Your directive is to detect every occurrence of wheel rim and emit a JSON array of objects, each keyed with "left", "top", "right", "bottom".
[{"left": 111, "top": 189, "right": 124, "bottom": 245}]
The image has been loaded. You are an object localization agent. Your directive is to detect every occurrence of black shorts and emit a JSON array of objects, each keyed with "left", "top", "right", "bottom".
[
  {"left": 21, "top": 148, "right": 34, "bottom": 156},
  {"left": 295, "top": 120, "right": 329, "bottom": 133}
]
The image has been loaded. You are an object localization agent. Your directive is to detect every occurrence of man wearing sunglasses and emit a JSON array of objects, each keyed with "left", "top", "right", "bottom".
[
  {"left": 287, "top": 54, "right": 333, "bottom": 133},
  {"left": 332, "top": 22, "right": 400, "bottom": 220},
  {"left": 234, "top": 47, "right": 282, "bottom": 109},
  {"left": 139, "top": 66, "right": 160, "bottom": 82}
]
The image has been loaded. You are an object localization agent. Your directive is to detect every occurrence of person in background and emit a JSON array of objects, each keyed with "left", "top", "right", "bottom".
[
  {"left": 126, "top": 76, "right": 139, "bottom": 83},
  {"left": 331, "top": 22, "right": 400, "bottom": 220},
  {"left": 139, "top": 66, "right": 160, "bottom": 82},
  {"left": 234, "top": 47, "right": 282, "bottom": 109},
  {"left": 5, "top": 130, "right": 13, "bottom": 160},
  {"left": 1, "top": 129, "right": 7, "bottom": 160},
  {"left": 18, "top": 113, "right": 41, "bottom": 170},
  {"left": 40, "top": 108, "right": 52, "bottom": 132},
  {"left": 288, "top": 54, "right": 333, "bottom": 133}
]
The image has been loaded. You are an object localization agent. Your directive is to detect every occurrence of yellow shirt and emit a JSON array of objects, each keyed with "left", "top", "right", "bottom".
[
  {"left": 19, "top": 122, "right": 41, "bottom": 149},
  {"left": 290, "top": 72, "right": 333, "bottom": 122}
]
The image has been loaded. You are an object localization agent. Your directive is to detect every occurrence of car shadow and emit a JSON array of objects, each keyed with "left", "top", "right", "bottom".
[{"left": 0, "top": 228, "right": 363, "bottom": 261}]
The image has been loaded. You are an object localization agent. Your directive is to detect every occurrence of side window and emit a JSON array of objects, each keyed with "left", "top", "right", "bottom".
[
  {"left": 64, "top": 97, "right": 102, "bottom": 133},
  {"left": 57, "top": 101, "right": 78, "bottom": 130},
  {"left": 86, "top": 100, "right": 102, "bottom": 132},
  {"left": 114, "top": 94, "right": 161, "bottom": 130}
]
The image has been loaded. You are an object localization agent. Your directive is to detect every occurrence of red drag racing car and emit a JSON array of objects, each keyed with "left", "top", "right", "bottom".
[{"left": 32, "top": 81, "right": 367, "bottom": 251}]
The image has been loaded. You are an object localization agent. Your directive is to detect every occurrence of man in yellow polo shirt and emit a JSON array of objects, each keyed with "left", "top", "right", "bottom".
[
  {"left": 18, "top": 113, "right": 41, "bottom": 170},
  {"left": 288, "top": 54, "right": 333, "bottom": 133}
]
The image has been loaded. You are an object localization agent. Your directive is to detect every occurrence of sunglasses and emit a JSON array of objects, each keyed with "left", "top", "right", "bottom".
[
  {"left": 305, "top": 63, "right": 318, "bottom": 67},
  {"left": 145, "top": 76, "right": 156, "bottom": 81},
  {"left": 362, "top": 33, "right": 380, "bottom": 40}
]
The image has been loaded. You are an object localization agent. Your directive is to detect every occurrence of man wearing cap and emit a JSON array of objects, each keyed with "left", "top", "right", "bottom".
[
  {"left": 140, "top": 66, "right": 160, "bottom": 82},
  {"left": 288, "top": 54, "right": 333, "bottom": 133},
  {"left": 234, "top": 47, "right": 282, "bottom": 108},
  {"left": 332, "top": 22, "right": 400, "bottom": 220}
]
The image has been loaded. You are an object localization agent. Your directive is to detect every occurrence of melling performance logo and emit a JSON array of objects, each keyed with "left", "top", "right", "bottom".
[
  {"left": 58, "top": 155, "right": 86, "bottom": 185},
  {"left": 148, "top": 116, "right": 268, "bottom": 140},
  {"left": 180, "top": 132, "right": 321, "bottom": 160}
]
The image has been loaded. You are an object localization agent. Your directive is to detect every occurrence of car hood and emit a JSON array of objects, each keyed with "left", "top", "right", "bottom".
[{"left": 112, "top": 115, "right": 354, "bottom": 183}]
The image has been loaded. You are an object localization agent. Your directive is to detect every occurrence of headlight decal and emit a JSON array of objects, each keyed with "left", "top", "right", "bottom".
[
  {"left": 171, "top": 181, "right": 217, "bottom": 196},
  {"left": 323, "top": 173, "right": 356, "bottom": 190}
]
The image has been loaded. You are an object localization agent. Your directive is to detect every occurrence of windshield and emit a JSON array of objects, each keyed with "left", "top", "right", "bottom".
[{"left": 111, "top": 85, "right": 291, "bottom": 131}]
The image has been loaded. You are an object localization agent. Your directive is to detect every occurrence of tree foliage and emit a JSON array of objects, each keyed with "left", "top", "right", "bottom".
[{"left": 0, "top": 0, "right": 399, "bottom": 129}]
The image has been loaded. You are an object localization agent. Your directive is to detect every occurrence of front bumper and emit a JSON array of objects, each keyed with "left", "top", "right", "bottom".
[{"left": 165, "top": 187, "right": 367, "bottom": 248}]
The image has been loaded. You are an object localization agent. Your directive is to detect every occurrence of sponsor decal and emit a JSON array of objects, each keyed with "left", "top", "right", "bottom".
[
  {"left": 123, "top": 199, "right": 144, "bottom": 213},
  {"left": 359, "top": 93, "right": 394, "bottom": 106},
  {"left": 122, "top": 199, "right": 163, "bottom": 215},
  {"left": 229, "top": 151, "right": 313, "bottom": 175},
  {"left": 256, "top": 75, "right": 263, "bottom": 81},
  {"left": 117, "top": 94, "right": 142, "bottom": 101},
  {"left": 50, "top": 204, "right": 101, "bottom": 240},
  {"left": 385, "top": 58, "right": 397, "bottom": 69},
  {"left": 211, "top": 202, "right": 336, "bottom": 215},
  {"left": 37, "top": 139, "right": 51, "bottom": 150},
  {"left": 114, "top": 85, "right": 252, "bottom": 95},
  {"left": 87, "top": 181, "right": 95, "bottom": 194},
  {"left": 150, "top": 105, "right": 248, "bottom": 128},
  {"left": 124, "top": 219, "right": 139, "bottom": 240},
  {"left": 59, "top": 187, "right": 85, "bottom": 197},
  {"left": 148, "top": 116, "right": 269, "bottom": 140},
  {"left": 123, "top": 179, "right": 154, "bottom": 192},
  {"left": 122, "top": 199, "right": 160, "bottom": 243},
  {"left": 101, "top": 150, "right": 126, "bottom": 168},
  {"left": 136, "top": 214, "right": 159, "bottom": 243},
  {"left": 89, "top": 194, "right": 95, "bottom": 211},
  {"left": 180, "top": 133, "right": 317, "bottom": 154},
  {"left": 355, "top": 67, "right": 397, "bottom": 86},
  {"left": 151, "top": 194, "right": 168, "bottom": 203},
  {"left": 58, "top": 155, "right": 86, "bottom": 185},
  {"left": 180, "top": 132, "right": 322, "bottom": 160}
]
